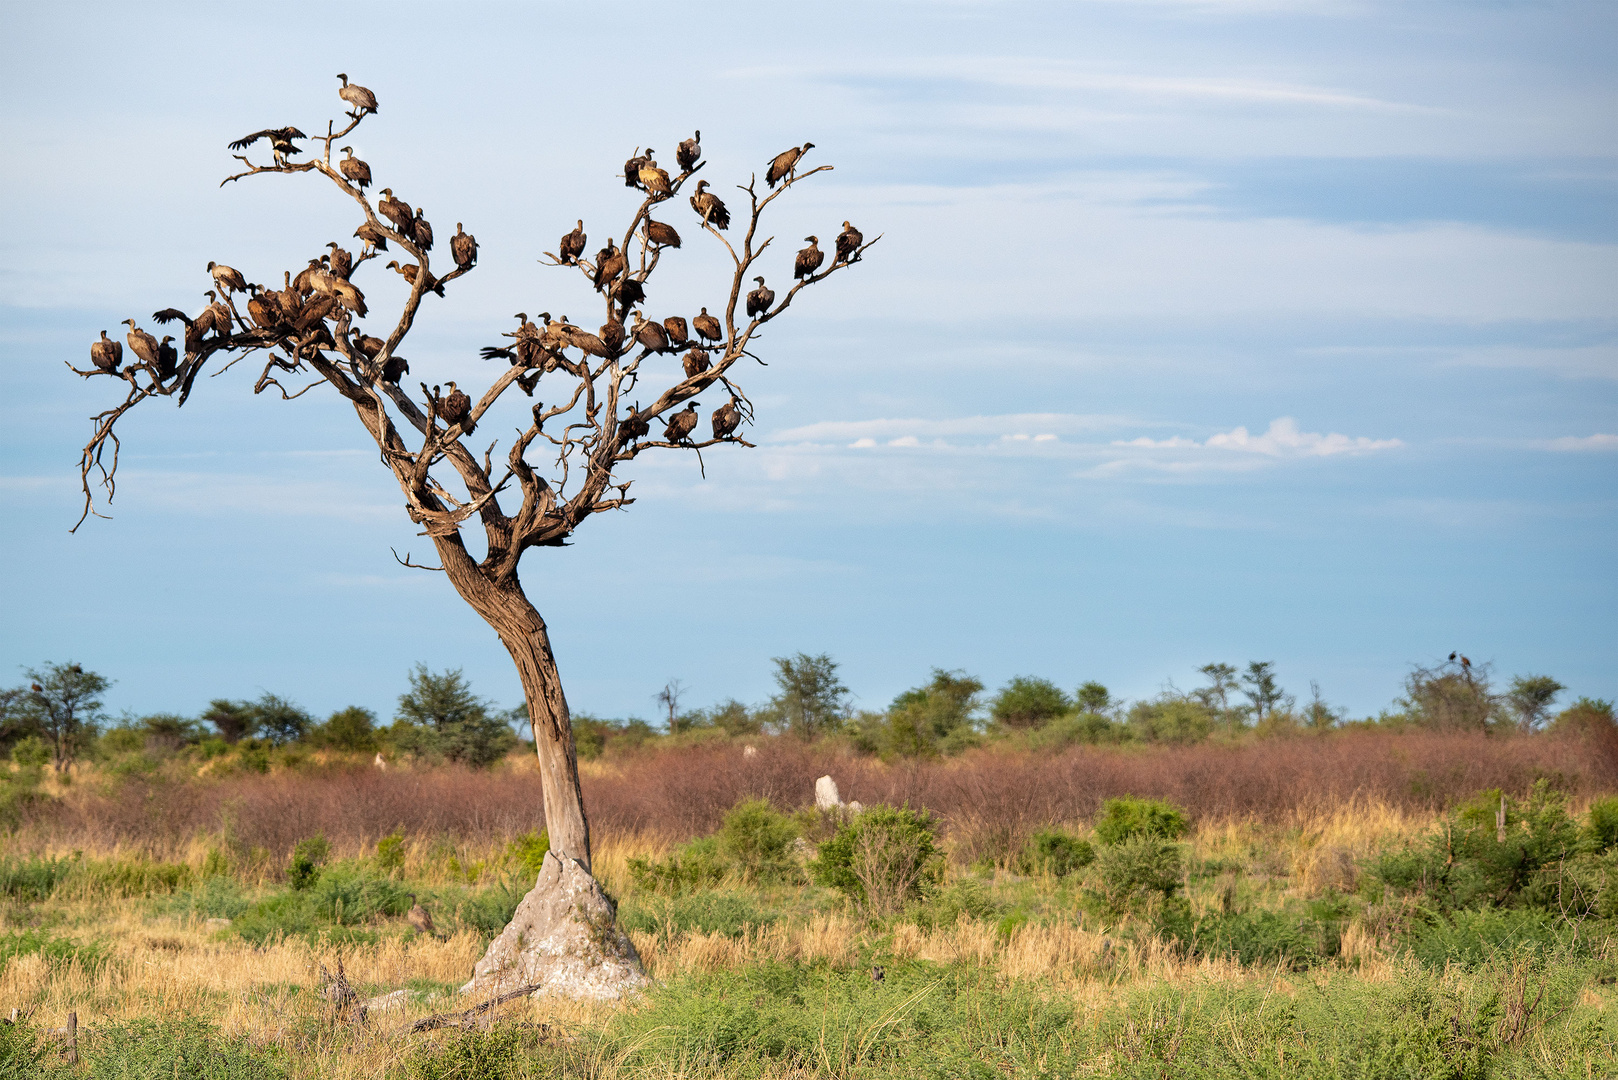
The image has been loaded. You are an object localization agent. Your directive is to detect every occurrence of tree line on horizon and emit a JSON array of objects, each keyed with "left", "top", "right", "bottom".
[{"left": 1, "top": 653, "right": 1610, "bottom": 774}]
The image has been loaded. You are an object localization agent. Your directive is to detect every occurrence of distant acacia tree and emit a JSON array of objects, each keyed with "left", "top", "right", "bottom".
[
  {"left": 1240, "top": 662, "right": 1289, "bottom": 725},
  {"left": 202, "top": 699, "right": 257, "bottom": 744},
  {"left": 70, "top": 78, "right": 873, "bottom": 891},
  {"left": 392, "top": 665, "right": 516, "bottom": 768},
  {"left": 767, "top": 653, "right": 851, "bottom": 739},
  {"left": 990, "top": 676, "right": 1070, "bottom": 729},
  {"left": 1505, "top": 675, "right": 1564, "bottom": 733},
  {"left": 22, "top": 662, "right": 109, "bottom": 772},
  {"left": 1399, "top": 659, "right": 1497, "bottom": 732}
]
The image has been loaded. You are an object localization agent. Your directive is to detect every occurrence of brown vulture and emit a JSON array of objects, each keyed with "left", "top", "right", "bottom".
[
  {"left": 380, "top": 355, "right": 409, "bottom": 383},
  {"left": 154, "top": 336, "right": 178, "bottom": 380},
  {"left": 612, "top": 277, "right": 645, "bottom": 313},
  {"left": 354, "top": 221, "right": 388, "bottom": 252},
  {"left": 766, "top": 142, "right": 814, "bottom": 188},
  {"left": 712, "top": 398, "right": 741, "bottom": 439},
  {"left": 325, "top": 242, "right": 353, "bottom": 280},
  {"left": 246, "top": 286, "right": 276, "bottom": 331},
  {"left": 518, "top": 370, "right": 542, "bottom": 396},
  {"left": 331, "top": 278, "right": 367, "bottom": 317},
  {"left": 206, "top": 291, "right": 234, "bottom": 336},
  {"left": 228, "top": 127, "right": 306, "bottom": 160},
  {"left": 351, "top": 331, "right": 385, "bottom": 359},
  {"left": 835, "top": 221, "right": 863, "bottom": 264},
  {"left": 624, "top": 149, "right": 652, "bottom": 189},
  {"left": 207, "top": 262, "right": 247, "bottom": 295},
  {"left": 440, "top": 381, "right": 474, "bottom": 434},
  {"left": 664, "top": 402, "right": 699, "bottom": 443},
  {"left": 631, "top": 313, "right": 669, "bottom": 352},
  {"left": 794, "top": 236, "right": 824, "bottom": 279},
  {"left": 645, "top": 218, "right": 681, "bottom": 249},
  {"left": 677, "top": 130, "right": 701, "bottom": 172},
  {"left": 377, "top": 189, "right": 414, "bottom": 238},
  {"left": 746, "top": 277, "right": 774, "bottom": 319},
  {"left": 90, "top": 330, "right": 122, "bottom": 373},
  {"left": 592, "top": 239, "right": 624, "bottom": 290},
  {"left": 638, "top": 159, "right": 672, "bottom": 198},
  {"left": 336, "top": 74, "right": 378, "bottom": 116},
  {"left": 689, "top": 180, "right": 730, "bottom": 229},
  {"left": 385, "top": 260, "right": 442, "bottom": 296},
  {"left": 122, "top": 319, "right": 159, "bottom": 367},
  {"left": 293, "top": 259, "right": 323, "bottom": 296},
  {"left": 559, "top": 220, "right": 586, "bottom": 265},
  {"left": 451, "top": 223, "right": 478, "bottom": 269},
  {"left": 663, "top": 315, "right": 689, "bottom": 346},
  {"left": 599, "top": 319, "right": 625, "bottom": 353},
  {"left": 619, "top": 405, "right": 650, "bottom": 441},
  {"left": 152, "top": 307, "right": 201, "bottom": 352},
  {"left": 693, "top": 307, "right": 722, "bottom": 343},
  {"left": 412, "top": 209, "right": 434, "bottom": 252},
  {"left": 338, "top": 146, "right": 371, "bottom": 190},
  {"left": 683, "top": 347, "right": 711, "bottom": 379}
]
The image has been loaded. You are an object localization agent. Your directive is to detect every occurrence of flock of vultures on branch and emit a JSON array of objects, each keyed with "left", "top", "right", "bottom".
[{"left": 74, "top": 73, "right": 872, "bottom": 463}]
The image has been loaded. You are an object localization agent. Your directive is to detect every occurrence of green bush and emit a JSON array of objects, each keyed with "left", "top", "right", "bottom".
[
  {"left": 0, "top": 855, "right": 77, "bottom": 900},
  {"left": 1094, "top": 796, "right": 1192, "bottom": 846},
  {"left": 1016, "top": 828, "right": 1095, "bottom": 877},
  {"left": 1126, "top": 697, "right": 1216, "bottom": 745},
  {"left": 374, "top": 830, "right": 406, "bottom": 873},
  {"left": 287, "top": 834, "right": 330, "bottom": 890},
  {"left": 1402, "top": 908, "right": 1591, "bottom": 968},
  {"left": 1586, "top": 796, "right": 1618, "bottom": 852},
  {"left": 85, "top": 1018, "right": 285, "bottom": 1079},
  {"left": 627, "top": 836, "right": 727, "bottom": 896},
  {"left": 401, "top": 1023, "right": 550, "bottom": 1080},
  {"left": 718, "top": 799, "right": 799, "bottom": 884},
  {"left": 1170, "top": 908, "right": 1339, "bottom": 970},
  {"left": 909, "top": 877, "right": 1001, "bottom": 931},
  {"left": 990, "top": 677, "right": 1071, "bottom": 729},
  {"left": 0, "top": 930, "right": 106, "bottom": 973},
  {"left": 811, "top": 804, "right": 944, "bottom": 916},
  {"left": 1091, "top": 838, "right": 1184, "bottom": 910},
  {"left": 161, "top": 876, "right": 251, "bottom": 921},
  {"left": 504, "top": 829, "right": 549, "bottom": 878},
  {"left": 618, "top": 891, "right": 776, "bottom": 939},
  {"left": 1027, "top": 711, "right": 1130, "bottom": 750}
]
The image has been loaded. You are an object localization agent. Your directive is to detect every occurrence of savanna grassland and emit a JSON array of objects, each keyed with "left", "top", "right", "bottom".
[{"left": 0, "top": 725, "right": 1615, "bottom": 1078}]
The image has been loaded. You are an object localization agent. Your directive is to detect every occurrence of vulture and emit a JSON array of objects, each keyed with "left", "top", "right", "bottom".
[
  {"left": 338, "top": 146, "right": 371, "bottom": 190},
  {"left": 205, "top": 291, "right": 234, "bottom": 336},
  {"left": 385, "top": 260, "right": 443, "bottom": 296},
  {"left": 599, "top": 319, "right": 625, "bottom": 353},
  {"left": 624, "top": 149, "right": 652, "bottom": 189},
  {"left": 645, "top": 218, "right": 681, "bottom": 249},
  {"left": 325, "top": 242, "right": 353, "bottom": 280},
  {"left": 638, "top": 159, "right": 672, "bottom": 198},
  {"left": 246, "top": 285, "right": 277, "bottom": 331},
  {"left": 612, "top": 277, "right": 645, "bottom": 312},
  {"left": 664, "top": 402, "right": 699, "bottom": 443},
  {"left": 794, "top": 236, "right": 824, "bottom": 280},
  {"left": 377, "top": 189, "right": 414, "bottom": 238},
  {"left": 677, "top": 130, "right": 701, "bottom": 173},
  {"left": 689, "top": 180, "right": 730, "bottom": 229},
  {"left": 619, "top": 405, "right": 650, "bottom": 442},
  {"left": 207, "top": 262, "right": 248, "bottom": 294},
  {"left": 683, "top": 347, "right": 711, "bottom": 379},
  {"left": 630, "top": 312, "right": 669, "bottom": 352},
  {"left": 711, "top": 398, "right": 741, "bottom": 439},
  {"left": 693, "top": 307, "right": 722, "bottom": 343},
  {"left": 154, "top": 336, "right": 178, "bottom": 380},
  {"left": 228, "top": 127, "right": 306, "bottom": 160},
  {"left": 514, "top": 312, "right": 544, "bottom": 366},
  {"left": 350, "top": 331, "right": 385, "bottom": 360},
  {"left": 330, "top": 277, "right": 367, "bottom": 317},
  {"left": 354, "top": 221, "right": 388, "bottom": 252},
  {"left": 380, "top": 355, "right": 409, "bottom": 383},
  {"left": 559, "top": 220, "right": 586, "bottom": 265},
  {"left": 663, "top": 315, "right": 689, "bottom": 346},
  {"left": 406, "top": 895, "right": 438, "bottom": 939},
  {"left": 451, "top": 223, "right": 478, "bottom": 269},
  {"left": 336, "top": 74, "right": 378, "bottom": 117},
  {"left": 766, "top": 142, "right": 815, "bottom": 188},
  {"left": 439, "top": 381, "right": 474, "bottom": 434},
  {"left": 152, "top": 307, "right": 201, "bottom": 351},
  {"left": 1461, "top": 655, "right": 1472, "bottom": 669},
  {"left": 412, "top": 209, "right": 434, "bottom": 252},
  {"left": 90, "top": 330, "right": 122, "bottom": 373},
  {"left": 835, "top": 221, "right": 863, "bottom": 265},
  {"left": 746, "top": 277, "right": 774, "bottom": 319},
  {"left": 592, "top": 239, "right": 624, "bottom": 290},
  {"left": 1449, "top": 652, "right": 1457, "bottom": 662},
  {"left": 551, "top": 316, "right": 608, "bottom": 357},
  {"left": 123, "top": 319, "right": 160, "bottom": 368},
  {"left": 293, "top": 258, "right": 324, "bottom": 296},
  {"left": 517, "top": 370, "right": 542, "bottom": 396}
]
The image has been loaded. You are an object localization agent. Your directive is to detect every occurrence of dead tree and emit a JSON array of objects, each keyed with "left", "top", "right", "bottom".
[{"left": 70, "top": 80, "right": 875, "bottom": 986}]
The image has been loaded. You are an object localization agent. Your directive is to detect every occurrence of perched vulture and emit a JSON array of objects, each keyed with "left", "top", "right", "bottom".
[
  {"left": 353, "top": 221, "right": 388, "bottom": 252},
  {"left": 663, "top": 315, "right": 689, "bottom": 346},
  {"left": 794, "top": 236, "right": 824, "bottom": 280},
  {"left": 513, "top": 312, "right": 543, "bottom": 366},
  {"left": 693, "top": 307, "right": 722, "bottom": 343},
  {"left": 683, "top": 347, "right": 711, "bottom": 379},
  {"left": 599, "top": 319, "right": 625, "bottom": 353},
  {"left": 557, "top": 318, "right": 609, "bottom": 358},
  {"left": 336, "top": 74, "right": 378, "bottom": 116},
  {"left": 746, "top": 277, "right": 774, "bottom": 319},
  {"left": 228, "top": 127, "right": 306, "bottom": 160},
  {"left": 377, "top": 189, "right": 414, "bottom": 238},
  {"left": 630, "top": 313, "right": 669, "bottom": 352},
  {"left": 412, "top": 209, "right": 434, "bottom": 252},
  {"left": 207, "top": 262, "right": 247, "bottom": 294},
  {"left": 380, "top": 355, "right": 409, "bottom": 383},
  {"left": 154, "top": 336, "right": 178, "bottom": 380},
  {"left": 517, "top": 370, "right": 542, "bottom": 396},
  {"left": 385, "top": 260, "right": 442, "bottom": 296},
  {"left": 325, "top": 242, "right": 353, "bottom": 280},
  {"left": 293, "top": 258, "right": 324, "bottom": 297},
  {"left": 559, "top": 220, "right": 586, "bottom": 265},
  {"left": 330, "top": 278, "right": 367, "bottom": 317},
  {"left": 247, "top": 286, "right": 277, "bottom": 331},
  {"left": 90, "top": 330, "right": 122, "bottom": 373},
  {"left": 624, "top": 149, "right": 652, "bottom": 189},
  {"left": 619, "top": 405, "right": 650, "bottom": 442},
  {"left": 151, "top": 307, "right": 193, "bottom": 329},
  {"left": 645, "top": 218, "right": 681, "bottom": 249},
  {"left": 592, "top": 239, "right": 624, "bottom": 290},
  {"left": 612, "top": 277, "right": 645, "bottom": 312},
  {"left": 338, "top": 146, "right": 371, "bottom": 190},
  {"left": 711, "top": 398, "right": 741, "bottom": 439},
  {"left": 206, "top": 292, "right": 234, "bottom": 336},
  {"left": 677, "top": 130, "right": 701, "bottom": 173},
  {"left": 123, "top": 319, "right": 159, "bottom": 368},
  {"left": 835, "top": 221, "right": 863, "bottom": 265},
  {"left": 451, "top": 223, "right": 478, "bottom": 269},
  {"left": 638, "top": 159, "right": 672, "bottom": 198},
  {"left": 439, "top": 381, "right": 474, "bottom": 434},
  {"left": 766, "top": 142, "right": 815, "bottom": 188},
  {"left": 351, "top": 331, "right": 385, "bottom": 359},
  {"left": 664, "top": 402, "right": 699, "bottom": 443},
  {"left": 689, "top": 180, "right": 730, "bottom": 229}
]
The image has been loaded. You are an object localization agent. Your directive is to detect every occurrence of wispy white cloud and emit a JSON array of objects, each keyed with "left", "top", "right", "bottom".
[
  {"left": 773, "top": 413, "right": 1143, "bottom": 444},
  {"left": 1538, "top": 434, "right": 1618, "bottom": 452},
  {"left": 1113, "top": 417, "right": 1403, "bottom": 457}
]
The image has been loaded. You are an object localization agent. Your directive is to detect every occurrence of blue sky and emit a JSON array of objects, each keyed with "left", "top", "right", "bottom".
[{"left": 1, "top": 0, "right": 1613, "bottom": 725}]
